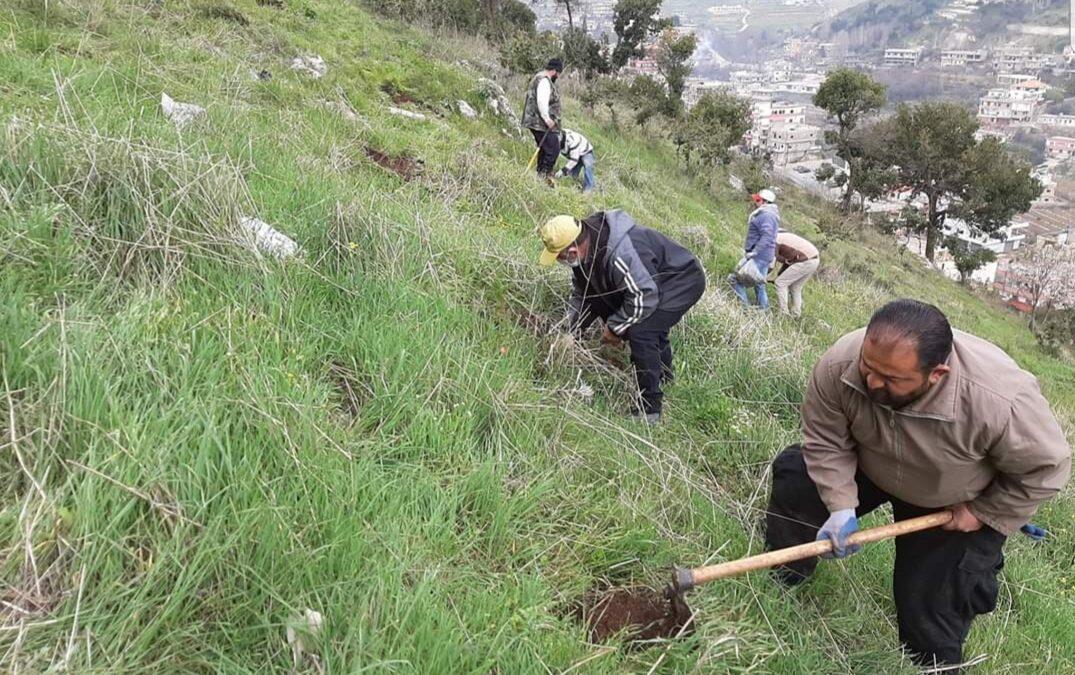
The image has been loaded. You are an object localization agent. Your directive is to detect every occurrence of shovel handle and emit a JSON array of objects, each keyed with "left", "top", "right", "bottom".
[{"left": 675, "top": 511, "right": 952, "bottom": 591}]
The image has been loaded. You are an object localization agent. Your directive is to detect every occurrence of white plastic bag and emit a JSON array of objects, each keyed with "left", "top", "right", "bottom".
[{"left": 734, "top": 257, "right": 766, "bottom": 285}]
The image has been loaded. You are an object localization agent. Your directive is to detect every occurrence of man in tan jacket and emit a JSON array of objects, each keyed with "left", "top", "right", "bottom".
[
  {"left": 774, "top": 229, "right": 820, "bottom": 317},
  {"left": 765, "top": 299, "right": 1071, "bottom": 671}
]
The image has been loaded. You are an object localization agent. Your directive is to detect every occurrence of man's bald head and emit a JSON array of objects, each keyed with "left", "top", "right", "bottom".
[
  {"left": 859, "top": 300, "right": 953, "bottom": 409},
  {"left": 866, "top": 299, "right": 953, "bottom": 373}
]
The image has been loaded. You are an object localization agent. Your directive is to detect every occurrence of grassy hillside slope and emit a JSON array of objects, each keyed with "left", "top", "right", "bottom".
[{"left": 1, "top": 1, "right": 1073, "bottom": 672}]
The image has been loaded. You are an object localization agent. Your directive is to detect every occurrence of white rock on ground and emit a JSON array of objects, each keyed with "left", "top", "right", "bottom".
[
  {"left": 457, "top": 100, "right": 478, "bottom": 118},
  {"left": 286, "top": 608, "right": 324, "bottom": 671},
  {"left": 476, "top": 78, "right": 520, "bottom": 131},
  {"left": 238, "top": 216, "right": 301, "bottom": 260},
  {"left": 387, "top": 106, "right": 427, "bottom": 121},
  {"left": 160, "top": 92, "right": 206, "bottom": 129},
  {"left": 290, "top": 54, "right": 327, "bottom": 78}
]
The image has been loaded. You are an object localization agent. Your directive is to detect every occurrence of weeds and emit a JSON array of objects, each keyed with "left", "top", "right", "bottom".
[{"left": 0, "top": 1, "right": 1071, "bottom": 673}]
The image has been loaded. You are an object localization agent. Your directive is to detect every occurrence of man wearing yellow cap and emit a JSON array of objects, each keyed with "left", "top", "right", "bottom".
[{"left": 538, "top": 211, "right": 706, "bottom": 423}]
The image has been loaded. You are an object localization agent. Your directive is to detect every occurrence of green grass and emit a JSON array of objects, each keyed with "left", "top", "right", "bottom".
[{"left": 1, "top": 1, "right": 1073, "bottom": 672}]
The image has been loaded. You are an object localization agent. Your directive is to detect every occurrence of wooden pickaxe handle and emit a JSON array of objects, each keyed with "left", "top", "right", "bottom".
[{"left": 673, "top": 511, "right": 953, "bottom": 592}]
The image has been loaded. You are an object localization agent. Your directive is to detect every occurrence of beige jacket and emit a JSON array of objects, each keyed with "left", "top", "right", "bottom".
[
  {"left": 776, "top": 231, "right": 819, "bottom": 264},
  {"left": 802, "top": 328, "right": 1071, "bottom": 535}
]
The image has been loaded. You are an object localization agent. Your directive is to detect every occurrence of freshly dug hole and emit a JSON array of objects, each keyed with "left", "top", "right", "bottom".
[
  {"left": 364, "top": 147, "right": 422, "bottom": 181},
  {"left": 575, "top": 585, "right": 693, "bottom": 645}
]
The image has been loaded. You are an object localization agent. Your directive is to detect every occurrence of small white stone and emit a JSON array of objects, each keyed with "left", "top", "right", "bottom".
[
  {"left": 238, "top": 216, "right": 301, "bottom": 260},
  {"left": 290, "top": 54, "right": 327, "bottom": 78},
  {"left": 457, "top": 100, "right": 478, "bottom": 118},
  {"left": 387, "top": 106, "right": 427, "bottom": 121},
  {"left": 160, "top": 92, "right": 206, "bottom": 129}
]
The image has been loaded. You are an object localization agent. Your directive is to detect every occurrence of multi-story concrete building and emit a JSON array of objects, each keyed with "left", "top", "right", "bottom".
[
  {"left": 1046, "top": 135, "right": 1075, "bottom": 159},
  {"left": 1038, "top": 113, "right": 1075, "bottom": 129},
  {"left": 624, "top": 43, "right": 661, "bottom": 79},
  {"left": 993, "top": 47, "right": 1055, "bottom": 74},
  {"left": 977, "top": 88, "right": 1038, "bottom": 126},
  {"left": 768, "top": 124, "right": 820, "bottom": 164},
  {"left": 941, "top": 49, "right": 987, "bottom": 67},
  {"left": 996, "top": 72, "right": 1035, "bottom": 85},
  {"left": 770, "top": 101, "right": 806, "bottom": 125},
  {"left": 1011, "top": 79, "right": 1050, "bottom": 101},
  {"left": 884, "top": 47, "right": 923, "bottom": 68}
]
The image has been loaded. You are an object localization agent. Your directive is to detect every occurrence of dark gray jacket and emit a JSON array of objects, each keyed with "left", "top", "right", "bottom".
[{"left": 567, "top": 210, "right": 704, "bottom": 336}]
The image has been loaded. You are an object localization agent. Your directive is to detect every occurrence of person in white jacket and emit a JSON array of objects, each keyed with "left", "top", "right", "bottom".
[{"left": 555, "top": 128, "right": 596, "bottom": 193}]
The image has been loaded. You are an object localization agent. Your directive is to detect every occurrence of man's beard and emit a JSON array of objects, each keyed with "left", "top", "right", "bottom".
[
  {"left": 557, "top": 257, "right": 580, "bottom": 268},
  {"left": 866, "top": 381, "right": 931, "bottom": 409}
]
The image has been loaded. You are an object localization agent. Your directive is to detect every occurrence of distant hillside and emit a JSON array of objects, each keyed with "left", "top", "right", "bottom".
[{"left": 814, "top": 0, "right": 1067, "bottom": 54}]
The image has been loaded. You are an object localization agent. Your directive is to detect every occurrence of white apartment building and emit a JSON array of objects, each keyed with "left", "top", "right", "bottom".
[
  {"left": 997, "top": 72, "right": 1035, "bottom": 85},
  {"left": 768, "top": 124, "right": 820, "bottom": 164},
  {"left": 884, "top": 47, "right": 923, "bottom": 68},
  {"left": 977, "top": 88, "right": 1038, "bottom": 126},
  {"left": 1046, "top": 136, "right": 1075, "bottom": 159},
  {"left": 1038, "top": 113, "right": 1075, "bottom": 129},
  {"left": 941, "top": 49, "right": 987, "bottom": 67},
  {"left": 993, "top": 47, "right": 1055, "bottom": 74},
  {"left": 770, "top": 101, "right": 806, "bottom": 125}
]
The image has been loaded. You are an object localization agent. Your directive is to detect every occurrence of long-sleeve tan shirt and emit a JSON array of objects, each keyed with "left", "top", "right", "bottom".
[{"left": 801, "top": 328, "right": 1071, "bottom": 535}]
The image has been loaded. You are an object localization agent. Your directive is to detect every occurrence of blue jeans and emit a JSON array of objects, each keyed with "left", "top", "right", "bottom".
[
  {"left": 730, "top": 264, "right": 770, "bottom": 309},
  {"left": 567, "top": 152, "right": 596, "bottom": 193}
]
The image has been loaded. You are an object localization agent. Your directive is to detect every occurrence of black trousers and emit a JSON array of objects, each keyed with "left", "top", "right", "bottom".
[
  {"left": 584, "top": 283, "right": 703, "bottom": 415},
  {"left": 765, "top": 445, "right": 1006, "bottom": 671},
  {"left": 530, "top": 128, "right": 559, "bottom": 175}
]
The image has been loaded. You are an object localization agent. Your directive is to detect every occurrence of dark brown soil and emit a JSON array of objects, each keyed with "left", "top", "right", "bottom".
[
  {"left": 364, "top": 147, "right": 422, "bottom": 181},
  {"left": 380, "top": 81, "right": 416, "bottom": 105},
  {"left": 256, "top": 0, "right": 284, "bottom": 7},
  {"left": 575, "top": 585, "right": 693, "bottom": 645}
]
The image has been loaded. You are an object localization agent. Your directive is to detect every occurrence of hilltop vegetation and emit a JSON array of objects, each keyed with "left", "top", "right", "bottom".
[
  {"left": 1, "top": 1, "right": 1073, "bottom": 672},
  {"left": 816, "top": 0, "right": 1067, "bottom": 54}
]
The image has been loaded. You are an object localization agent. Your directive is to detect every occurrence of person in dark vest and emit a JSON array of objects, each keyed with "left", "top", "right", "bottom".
[
  {"left": 522, "top": 58, "right": 564, "bottom": 185},
  {"left": 537, "top": 211, "right": 706, "bottom": 424}
]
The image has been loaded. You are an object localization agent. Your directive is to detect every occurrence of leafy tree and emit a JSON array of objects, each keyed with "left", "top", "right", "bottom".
[
  {"left": 814, "top": 68, "right": 886, "bottom": 211},
  {"left": 610, "top": 0, "right": 667, "bottom": 70},
  {"left": 627, "top": 75, "right": 671, "bottom": 126},
  {"left": 954, "top": 137, "right": 1042, "bottom": 233},
  {"left": 655, "top": 28, "right": 696, "bottom": 114},
  {"left": 562, "top": 26, "right": 608, "bottom": 80},
  {"left": 582, "top": 76, "right": 630, "bottom": 129},
  {"left": 499, "top": 30, "right": 561, "bottom": 74},
  {"left": 738, "top": 157, "right": 769, "bottom": 194},
  {"left": 847, "top": 121, "right": 900, "bottom": 211},
  {"left": 674, "top": 90, "right": 751, "bottom": 166},
  {"left": 886, "top": 102, "right": 1039, "bottom": 261},
  {"left": 497, "top": 0, "right": 536, "bottom": 36},
  {"left": 814, "top": 164, "right": 836, "bottom": 183},
  {"left": 943, "top": 236, "right": 996, "bottom": 284}
]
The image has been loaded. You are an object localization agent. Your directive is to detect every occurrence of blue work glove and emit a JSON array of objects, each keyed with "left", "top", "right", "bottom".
[
  {"left": 1020, "top": 523, "right": 1048, "bottom": 541},
  {"left": 817, "top": 508, "right": 860, "bottom": 559}
]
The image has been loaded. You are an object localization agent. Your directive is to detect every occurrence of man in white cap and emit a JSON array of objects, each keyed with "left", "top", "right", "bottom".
[
  {"left": 731, "top": 188, "right": 780, "bottom": 310},
  {"left": 537, "top": 211, "right": 706, "bottom": 423}
]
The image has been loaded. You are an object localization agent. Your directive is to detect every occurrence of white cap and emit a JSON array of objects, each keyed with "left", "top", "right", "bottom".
[{"left": 758, "top": 188, "right": 777, "bottom": 204}]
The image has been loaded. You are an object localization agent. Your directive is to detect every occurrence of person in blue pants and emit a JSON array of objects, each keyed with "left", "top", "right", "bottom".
[
  {"left": 555, "top": 128, "right": 596, "bottom": 194},
  {"left": 731, "top": 188, "right": 779, "bottom": 309}
]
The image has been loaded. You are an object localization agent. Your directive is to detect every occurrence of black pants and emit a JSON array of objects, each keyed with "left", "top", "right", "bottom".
[
  {"left": 530, "top": 128, "right": 559, "bottom": 175},
  {"left": 765, "top": 445, "right": 1005, "bottom": 671}
]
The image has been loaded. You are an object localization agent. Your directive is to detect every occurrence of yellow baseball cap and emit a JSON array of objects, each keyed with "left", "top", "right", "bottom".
[{"left": 537, "top": 215, "right": 581, "bottom": 266}]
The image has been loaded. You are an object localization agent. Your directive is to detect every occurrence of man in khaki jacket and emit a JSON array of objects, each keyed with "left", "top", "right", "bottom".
[
  {"left": 774, "top": 229, "right": 819, "bottom": 317},
  {"left": 765, "top": 299, "right": 1071, "bottom": 671}
]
